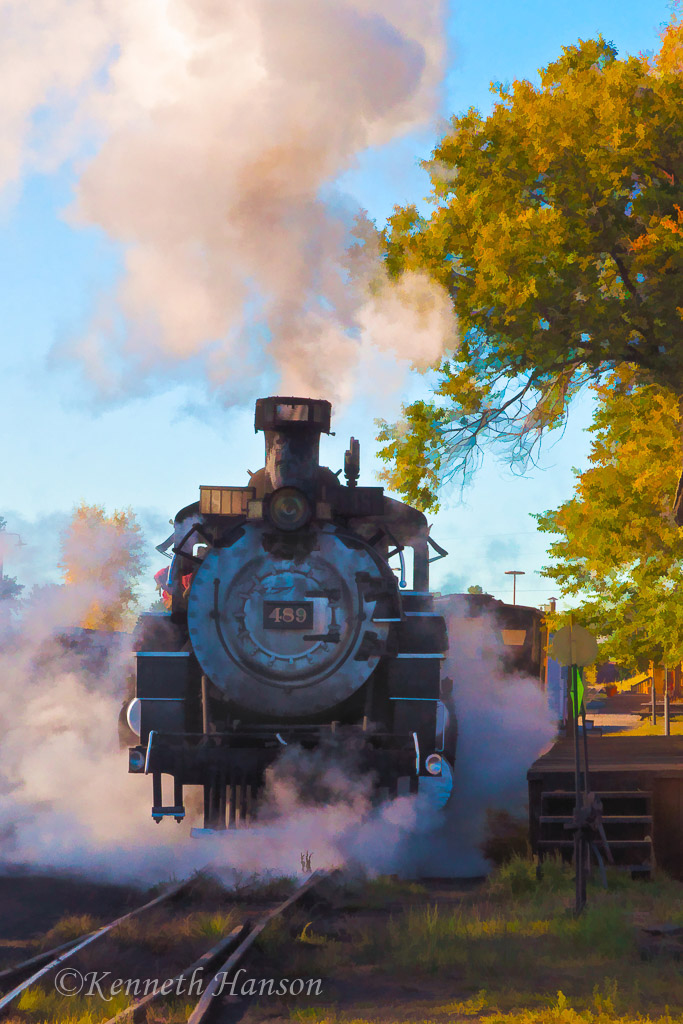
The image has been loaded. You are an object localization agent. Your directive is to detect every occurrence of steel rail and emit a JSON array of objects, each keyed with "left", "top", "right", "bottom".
[
  {"left": 188, "top": 870, "right": 329, "bottom": 1024},
  {"left": 0, "top": 935, "right": 84, "bottom": 989},
  {"left": 102, "top": 923, "right": 248, "bottom": 1023},
  {"left": 0, "top": 878, "right": 189, "bottom": 1015}
]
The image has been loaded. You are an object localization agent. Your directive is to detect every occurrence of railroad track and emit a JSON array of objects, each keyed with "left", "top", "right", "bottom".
[{"left": 0, "top": 869, "right": 331, "bottom": 1023}]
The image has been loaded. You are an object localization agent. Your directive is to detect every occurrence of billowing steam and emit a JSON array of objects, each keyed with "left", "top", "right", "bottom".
[
  {"left": 0, "top": 615, "right": 436, "bottom": 883},
  {"left": 2, "top": 0, "right": 454, "bottom": 404},
  {"left": 411, "top": 608, "right": 556, "bottom": 877},
  {"left": 1, "top": 527, "right": 554, "bottom": 885}
]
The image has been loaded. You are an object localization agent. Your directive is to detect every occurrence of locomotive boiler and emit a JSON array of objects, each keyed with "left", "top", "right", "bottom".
[{"left": 126, "top": 396, "right": 455, "bottom": 829}]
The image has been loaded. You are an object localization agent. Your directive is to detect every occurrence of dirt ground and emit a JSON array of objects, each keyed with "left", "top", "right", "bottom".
[
  {"left": 0, "top": 870, "right": 142, "bottom": 957},
  {"left": 2, "top": 868, "right": 683, "bottom": 1023}
]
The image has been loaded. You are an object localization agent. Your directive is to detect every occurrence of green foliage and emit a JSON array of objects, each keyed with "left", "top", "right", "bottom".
[
  {"left": 112, "top": 908, "right": 239, "bottom": 951},
  {"left": 486, "top": 855, "right": 538, "bottom": 896},
  {"left": 39, "top": 914, "right": 99, "bottom": 949},
  {"left": 184, "top": 910, "right": 238, "bottom": 940},
  {"left": 283, "top": 861, "right": 683, "bottom": 1024},
  {"left": 485, "top": 853, "right": 573, "bottom": 900},
  {"left": 0, "top": 574, "right": 23, "bottom": 602},
  {"left": 16, "top": 984, "right": 129, "bottom": 1023},
  {"left": 0, "top": 517, "right": 24, "bottom": 604},
  {"left": 536, "top": 368, "right": 683, "bottom": 668},
  {"left": 355, "top": 875, "right": 428, "bottom": 909},
  {"left": 378, "top": 20, "right": 683, "bottom": 509}
]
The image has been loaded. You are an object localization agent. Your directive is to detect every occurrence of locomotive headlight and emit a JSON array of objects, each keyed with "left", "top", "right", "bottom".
[
  {"left": 425, "top": 753, "right": 443, "bottom": 776},
  {"left": 268, "top": 487, "right": 311, "bottom": 532},
  {"left": 126, "top": 697, "right": 141, "bottom": 737}
]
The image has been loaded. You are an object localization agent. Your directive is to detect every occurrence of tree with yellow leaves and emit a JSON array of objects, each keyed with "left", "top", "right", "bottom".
[
  {"left": 59, "top": 503, "right": 146, "bottom": 631},
  {"left": 536, "top": 369, "right": 683, "bottom": 670},
  {"left": 378, "top": 16, "right": 683, "bottom": 513}
]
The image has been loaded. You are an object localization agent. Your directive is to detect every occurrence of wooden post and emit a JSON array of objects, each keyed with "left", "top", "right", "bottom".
[
  {"left": 651, "top": 671, "right": 657, "bottom": 726},
  {"left": 664, "top": 665, "right": 670, "bottom": 736}
]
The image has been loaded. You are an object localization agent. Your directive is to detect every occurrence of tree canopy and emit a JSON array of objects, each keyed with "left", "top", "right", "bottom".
[
  {"left": 536, "top": 368, "right": 683, "bottom": 670},
  {"left": 59, "top": 503, "right": 146, "bottom": 631},
  {"left": 0, "top": 516, "right": 24, "bottom": 605},
  {"left": 378, "top": 18, "right": 683, "bottom": 512}
]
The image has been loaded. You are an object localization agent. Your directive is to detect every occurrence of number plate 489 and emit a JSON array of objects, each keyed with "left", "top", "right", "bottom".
[{"left": 262, "top": 601, "right": 314, "bottom": 630}]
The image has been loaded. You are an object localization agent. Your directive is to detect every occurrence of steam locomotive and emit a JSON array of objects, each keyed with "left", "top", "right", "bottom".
[{"left": 126, "top": 396, "right": 455, "bottom": 829}]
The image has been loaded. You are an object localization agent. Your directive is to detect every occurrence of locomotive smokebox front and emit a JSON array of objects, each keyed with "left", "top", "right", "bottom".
[{"left": 186, "top": 396, "right": 397, "bottom": 719}]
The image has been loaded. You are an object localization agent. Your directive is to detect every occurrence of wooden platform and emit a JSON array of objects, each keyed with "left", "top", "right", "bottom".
[
  {"left": 528, "top": 736, "right": 683, "bottom": 877},
  {"left": 529, "top": 736, "right": 683, "bottom": 776}
]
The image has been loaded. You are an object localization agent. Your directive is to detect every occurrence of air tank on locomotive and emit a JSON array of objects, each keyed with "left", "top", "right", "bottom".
[{"left": 126, "top": 396, "right": 455, "bottom": 828}]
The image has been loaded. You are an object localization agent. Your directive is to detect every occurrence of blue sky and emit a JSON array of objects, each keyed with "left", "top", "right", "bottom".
[{"left": 0, "top": 0, "right": 675, "bottom": 609}]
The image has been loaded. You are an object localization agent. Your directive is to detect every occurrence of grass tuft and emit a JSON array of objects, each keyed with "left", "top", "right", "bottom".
[
  {"left": 39, "top": 915, "right": 99, "bottom": 950},
  {"left": 16, "top": 984, "right": 129, "bottom": 1023},
  {"left": 350, "top": 875, "right": 428, "bottom": 910}
]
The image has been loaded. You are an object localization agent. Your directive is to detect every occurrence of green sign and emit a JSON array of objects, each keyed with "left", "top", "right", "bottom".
[{"left": 569, "top": 665, "right": 585, "bottom": 718}]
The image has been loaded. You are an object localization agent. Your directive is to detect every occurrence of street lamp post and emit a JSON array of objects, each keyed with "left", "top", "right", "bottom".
[{"left": 504, "top": 570, "right": 525, "bottom": 606}]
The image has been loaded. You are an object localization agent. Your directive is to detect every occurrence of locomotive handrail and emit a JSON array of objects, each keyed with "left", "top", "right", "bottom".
[
  {"left": 383, "top": 525, "right": 407, "bottom": 588},
  {"left": 427, "top": 535, "right": 449, "bottom": 563},
  {"left": 144, "top": 730, "right": 156, "bottom": 774},
  {"left": 172, "top": 522, "right": 211, "bottom": 564},
  {"left": 155, "top": 532, "right": 175, "bottom": 559}
]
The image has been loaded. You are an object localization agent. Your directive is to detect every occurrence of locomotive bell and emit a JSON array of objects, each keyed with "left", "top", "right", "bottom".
[{"left": 254, "top": 397, "right": 331, "bottom": 501}]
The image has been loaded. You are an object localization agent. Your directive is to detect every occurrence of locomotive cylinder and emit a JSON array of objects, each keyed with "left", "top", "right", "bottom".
[{"left": 254, "top": 397, "right": 331, "bottom": 498}]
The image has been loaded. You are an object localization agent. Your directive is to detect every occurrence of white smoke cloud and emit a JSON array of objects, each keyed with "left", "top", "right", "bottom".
[
  {"left": 1, "top": 0, "right": 453, "bottom": 406},
  {"left": 411, "top": 608, "right": 556, "bottom": 877},
  {"left": 0, "top": 512, "right": 439, "bottom": 885},
  {"left": 0, "top": 621, "right": 439, "bottom": 884},
  {"left": 0, "top": 596, "right": 555, "bottom": 885},
  {"left": 1, "top": 518, "right": 554, "bottom": 886}
]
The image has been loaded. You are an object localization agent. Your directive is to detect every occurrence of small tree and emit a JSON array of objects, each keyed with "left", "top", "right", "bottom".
[
  {"left": 536, "top": 368, "right": 683, "bottom": 670},
  {"left": 0, "top": 516, "right": 24, "bottom": 607},
  {"left": 59, "top": 503, "right": 146, "bottom": 631}
]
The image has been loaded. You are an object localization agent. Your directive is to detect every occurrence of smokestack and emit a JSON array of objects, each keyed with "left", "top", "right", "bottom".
[{"left": 254, "top": 396, "right": 331, "bottom": 499}]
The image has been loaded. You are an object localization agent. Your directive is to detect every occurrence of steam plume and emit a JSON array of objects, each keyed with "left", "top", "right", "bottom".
[
  {"left": 411, "top": 608, "right": 556, "bottom": 877},
  {"left": 2, "top": 0, "right": 453, "bottom": 404},
  {"left": 1, "top": 521, "right": 553, "bottom": 885}
]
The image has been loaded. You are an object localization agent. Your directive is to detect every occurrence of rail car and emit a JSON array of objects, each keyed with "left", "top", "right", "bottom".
[
  {"left": 434, "top": 592, "right": 545, "bottom": 682},
  {"left": 125, "top": 396, "right": 455, "bottom": 829}
]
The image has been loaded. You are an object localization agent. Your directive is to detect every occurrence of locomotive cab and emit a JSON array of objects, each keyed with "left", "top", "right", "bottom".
[{"left": 127, "top": 397, "right": 454, "bottom": 828}]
